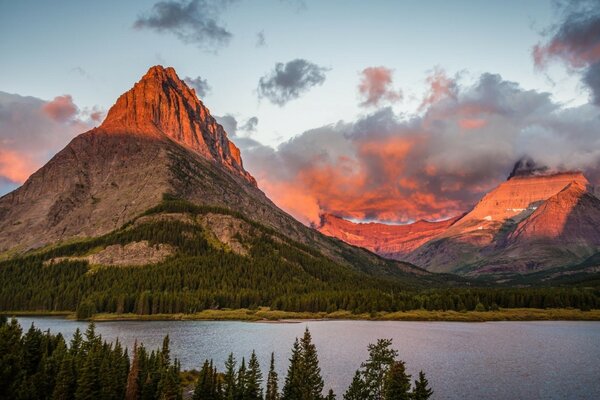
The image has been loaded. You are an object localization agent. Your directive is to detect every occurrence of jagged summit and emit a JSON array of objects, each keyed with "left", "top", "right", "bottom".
[{"left": 100, "top": 65, "right": 254, "bottom": 184}]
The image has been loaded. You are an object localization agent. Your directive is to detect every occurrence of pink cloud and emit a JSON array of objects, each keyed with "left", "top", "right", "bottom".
[
  {"left": 42, "top": 95, "right": 78, "bottom": 122},
  {"left": 458, "top": 118, "right": 487, "bottom": 130},
  {"left": 419, "top": 68, "right": 456, "bottom": 110},
  {"left": 358, "top": 67, "right": 402, "bottom": 107}
]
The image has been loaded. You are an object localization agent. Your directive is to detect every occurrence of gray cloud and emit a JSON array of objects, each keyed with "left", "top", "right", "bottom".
[
  {"left": 240, "top": 116, "right": 258, "bottom": 132},
  {"left": 533, "top": 0, "right": 600, "bottom": 104},
  {"left": 133, "top": 0, "right": 234, "bottom": 51},
  {"left": 257, "top": 59, "right": 328, "bottom": 106},
  {"left": 215, "top": 114, "right": 238, "bottom": 136},
  {"left": 215, "top": 114, "right": 258, "bottom": 137},
  {"left": 256, "top": 30, "right": 266, "bottom": 47},
  {"left": 184, "top": 75, "right": 211, "bottom": 97},
  {"left": 239, "top": 72, "right": 600, "bottom": 225}
]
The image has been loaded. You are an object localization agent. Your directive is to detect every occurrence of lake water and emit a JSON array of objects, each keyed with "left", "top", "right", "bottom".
[{"left": 14, "top": 318, "right": 600, "bottom": 399}]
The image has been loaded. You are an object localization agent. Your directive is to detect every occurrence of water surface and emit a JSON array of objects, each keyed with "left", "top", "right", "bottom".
[{"left": 15, "top": 318, "right": 600, "bottom": 399}]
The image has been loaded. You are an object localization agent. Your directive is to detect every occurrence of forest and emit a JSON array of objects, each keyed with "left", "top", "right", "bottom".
[
  {"left": 0, "top": 317, "right": 433, "bottom": 400},
  {"left": 0, "top": 199, "right": 598, "bottom": 318}
]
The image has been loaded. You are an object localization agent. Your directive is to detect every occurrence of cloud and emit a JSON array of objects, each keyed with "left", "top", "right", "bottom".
[
  {"left": 42, "top": 95, "right": 78, "bottom": 122},
  {"left": 0, "top": 92, "right": 93, "bottom": 194},
  {"left": 533, "top": 0, "right": 600, "bottom": 104},
  {"left": 256, "top": 30, "right": 266, "bottom": 47},
  {"left": 215, "top": 114, "right": 258, "bottom": 136},
  {"left": 184, "top": 75, "right": 211, "bottom": 97},
  {"left": 133, "top": 0, "right": 234, "bottom": 51},
  {"left": 240, "top": 116, "right": 258, "bottom": 132},
  {"left": 257, "top": 59, "right": 328, "bottom": 106},
  {"left": 358, "top": 67, "right": 402, "bottom": 107},
  {"left": 419, "top": 67, "right": 457, "bottom": 110},
  {"left": 238, "top": 72, "right": 600, "bottom": 225}
]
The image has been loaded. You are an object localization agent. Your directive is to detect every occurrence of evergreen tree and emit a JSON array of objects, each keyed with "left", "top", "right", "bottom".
[
  {"left": 53, "top": 352, "right": 76, "bottom": 400},
  {"left": 411, "top": 371, "right": 433, "bottom": 400},
  {"left": 383, "top": 361, "right": 411, "bottom": 400},
  {"left": 265, "top": 353, "right": 279, "bottom": 400},
  {"left": 361, "top": 339, "right": 398, "bottom": 400},
  {"left": 235, "top": 358, "right": 247, "bottom": 400},
  {"left": 299, "top": 328, "right": 324, "bottom": 400},
  {"left": 193, "top": 359, "right": 219, "bottom": 400},
  {"left": 222, "top": 353, "right": 237, "bottom": 400},
  {"left": 343, "top": 371, "right": 366, "bottom": 400},
  {"left": 75, "top": 348, "right": 101, "bottom": 400},
  {"left": 246, "top": 351, "right": 263, "bottom": 400},
  {"left": 126, "top": 342, "right": 141, "bottom": 400},
  {"left": 324, "top": 389, "right": 336, "bottom": 400},
  {"left": 281, "top": 339, "right": 302, "bottom": 400}
]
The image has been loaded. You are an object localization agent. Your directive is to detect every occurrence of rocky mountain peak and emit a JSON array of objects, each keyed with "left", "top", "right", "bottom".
[{"left": 100, "top": 65, "right": 255, "bottom": 184}]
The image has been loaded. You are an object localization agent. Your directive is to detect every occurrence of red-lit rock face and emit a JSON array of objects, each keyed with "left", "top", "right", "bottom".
[
  {"left": 101, "top": 65, "right": 255, "bottom": 184},
  {"left": 318, "top": 214, "right": 460, "bottom": 259},
  {"left": 319, "top": 171, "right": 600, "bottom": 274}
]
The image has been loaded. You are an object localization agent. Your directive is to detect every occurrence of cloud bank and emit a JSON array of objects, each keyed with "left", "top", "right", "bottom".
[
  {"left": 237, "top": 71, "right": 600, "bottom": 225},
  {"left": 258, "top": 59, "right": 328, "bottom": 106},
  {"left": 534, "top": 0, "right": 600, "bottom": 105}
]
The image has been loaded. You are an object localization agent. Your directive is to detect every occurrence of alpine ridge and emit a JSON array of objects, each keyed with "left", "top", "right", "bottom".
[{"left": 320, "top": 169, "right": 600, "bottom": 275}]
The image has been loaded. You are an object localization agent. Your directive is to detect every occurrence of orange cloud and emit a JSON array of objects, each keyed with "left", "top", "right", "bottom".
[
  {"left": 419, "top": 68, "right": 456, "bottom": 110},
  {"left": 458, "top": 118, "right": 487, "bottom": 130},
  {"left": 0, "top": 150, "right": 36, "bottom": 183}
]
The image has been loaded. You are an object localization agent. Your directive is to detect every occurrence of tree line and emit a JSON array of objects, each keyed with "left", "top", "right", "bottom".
[{"left": 0, "top": 317, "right": 432, "bottom": 400}]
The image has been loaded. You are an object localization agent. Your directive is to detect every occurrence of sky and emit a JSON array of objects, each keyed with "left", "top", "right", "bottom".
[{"left": 1, "top": 0, "right": 600, "bottom": 225}]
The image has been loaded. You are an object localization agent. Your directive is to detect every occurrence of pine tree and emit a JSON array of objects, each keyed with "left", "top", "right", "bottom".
[
  {"left": 126, "top": 342, "right": 141, "bottom": 400},
  {"left": 299, "top": 327, "right": 324, "bottom": 400},
  {"left": 193, "top": 359, "right": 219, "bottom": 400},
  {"left": 343, "top": 371, "right": 366, "bottom": 400},
  {"left": 223, "top": 353, "right": 237, "bottom": 400},
  {"left": 324, "top": 389, "right": 336, "bottom": 400},
  {"left": 246, "top": 351, "right": 263, "bottom": 400},
  {"left": 361, "top": 339, "right": 398, "bottom": 400},
  {"left": 281, "top": 339, "right": 302, "bottom": 400},
  {"left": 265, "top": 353, "right": 279, "bottom": 400},
  {"left": 383, "top": 361, "right": 411, "bottom": 400},
  {"left": 235, "top": 358, "right": 247, "bottom": 400},
  {"left": 411, "top": 371, "right": 433, "bottom": 400},
  {"left": 52, "top": 352, "right": 76, "bottom": 400}
]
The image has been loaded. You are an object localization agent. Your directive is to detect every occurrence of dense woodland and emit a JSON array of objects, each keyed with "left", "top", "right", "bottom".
[
  {"left": 0, "top": 318, "right": 432, "bottom": 400},
  {"left": 0, "top": 200, "right": 598, "bottom": 317}
]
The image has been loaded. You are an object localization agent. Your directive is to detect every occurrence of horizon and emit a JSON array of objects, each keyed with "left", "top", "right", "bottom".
[{"left": 2, "top": 0, "right": 600, "bottom": 225}]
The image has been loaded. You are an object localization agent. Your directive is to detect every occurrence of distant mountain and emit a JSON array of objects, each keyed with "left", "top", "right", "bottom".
[
  {"left": 319, "top": 169, "right": 600, "bottom": 276},
  {"left": 0, "top": 65, "right": 424, "bottom": 280}
]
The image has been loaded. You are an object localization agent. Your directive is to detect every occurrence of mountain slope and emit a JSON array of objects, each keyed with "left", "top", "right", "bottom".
[
  {"left": 0, "top": 65, "right": 423, "bottom": 279},
  {"left": 319, "top": 171, "right": 600, "bottom": 276},
  {"left": 318, "top": 214, "right": 460, "bottom": 260}
]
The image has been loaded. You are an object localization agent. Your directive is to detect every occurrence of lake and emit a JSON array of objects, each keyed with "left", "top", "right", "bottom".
[{"left": 14, "top": 318, "right": 600, "bottom": 399}]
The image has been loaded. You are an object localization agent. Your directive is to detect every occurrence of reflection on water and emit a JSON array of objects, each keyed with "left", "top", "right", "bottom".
[{"left": 15, "top": 318, "right": 600, "bottom": 400}]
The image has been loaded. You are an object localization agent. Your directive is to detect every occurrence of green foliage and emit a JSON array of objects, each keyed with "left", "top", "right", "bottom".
[
  {"left": 265, "top": 353, "right": 279, "bottom": 400},
  {"left": 383, "top": 361, "right": 411, "bottom": 400},
  {"left": 282, "top": 328, "right": 325, "bottom": 400},
  {"left": 411, "top": 371, "right": 433, "bottom": 400}
]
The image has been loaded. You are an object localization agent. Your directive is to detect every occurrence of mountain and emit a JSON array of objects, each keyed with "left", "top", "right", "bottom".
[
  {"left": 318, "top": 214, "right": 461, "bottom": 260},
  {"left": 0, "top": 65, "right": 427, "bottom": 280},
  {"left": 319, "top": 170, "right": 600, "bottom": 276}
]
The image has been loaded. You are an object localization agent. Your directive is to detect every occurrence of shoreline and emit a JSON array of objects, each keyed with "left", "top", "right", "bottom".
[{"left": 3, "top": 308, "right": 600, "bottom": 322}]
